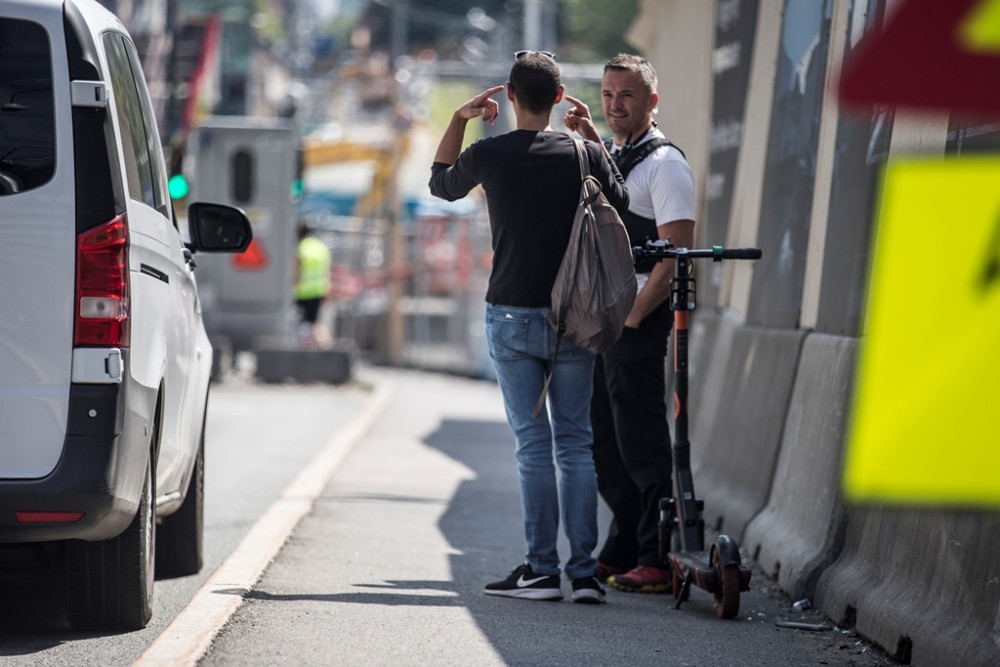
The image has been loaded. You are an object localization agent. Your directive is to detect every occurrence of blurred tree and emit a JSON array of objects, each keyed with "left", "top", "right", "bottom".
[
  {"left": 357, "top": 0, "right": 639, "bottom": 62},
  {"left": 559, "top": 0, "right": 640, "bottom": 62},
  {"left": 361, "top": 0, "right": 508, "bottom": 59},
  {"left": 254, "top": 0, "right": 289, "bottom": 51}
]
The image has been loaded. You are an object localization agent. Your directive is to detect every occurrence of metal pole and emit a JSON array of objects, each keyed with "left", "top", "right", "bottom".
[
  {"left": 385, "top": 0, "right": 410, "bottom": 366},
  {"left": 523, "top": 0, "right": 541, "bottom": 50},
  {"left": 391, "top": 0, "right": 409, "bottom": 66}
]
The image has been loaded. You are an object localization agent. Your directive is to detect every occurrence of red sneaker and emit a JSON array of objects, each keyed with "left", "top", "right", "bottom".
[
  {"left": 607, "top": 565, "right": 672, "bottom": 593},
  {"left": 596, "top": 561, "right": 630, "bottom": 583}
]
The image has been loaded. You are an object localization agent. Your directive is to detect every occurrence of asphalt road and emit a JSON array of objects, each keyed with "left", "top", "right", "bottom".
[
  {"left": 0, "top": 367, "right": 368, "bottom": 666},
  {"left": 0, "top": 365, "right": 897, "bottom": 666}
]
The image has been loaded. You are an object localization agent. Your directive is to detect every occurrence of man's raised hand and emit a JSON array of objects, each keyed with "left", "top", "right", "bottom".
[
  {"left": 457, "top": 85, "right": 505, "bottom": 125},
  {"left": 563, "top": 94, "right": 600, "bottom": 142}
]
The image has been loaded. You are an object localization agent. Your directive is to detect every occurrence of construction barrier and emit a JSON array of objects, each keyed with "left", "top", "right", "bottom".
[
  {"left": 690, "top": 321, "right": 806, "bottom": 538},
  {"left": 743, "top": 333, "right": 856, "bottom": 601},
  {"left": 816, "top": 507, "right": 1000, "bottom": 666},
  {"left": 684, "top": 315, "right": 1000, "bottom": 666}
]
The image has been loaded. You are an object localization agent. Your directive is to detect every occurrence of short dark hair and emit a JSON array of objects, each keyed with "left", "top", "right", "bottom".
[
  {"left": 604, "top": 53, "right": 658, "bottom": 96},
  {"left": 508, "top": 52, "right": 561, "bottom": 114}
]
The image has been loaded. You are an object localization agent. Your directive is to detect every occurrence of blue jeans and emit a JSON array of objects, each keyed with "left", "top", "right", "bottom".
[{"left": 485, "top": 304, "right": 598, "bottom": 580}]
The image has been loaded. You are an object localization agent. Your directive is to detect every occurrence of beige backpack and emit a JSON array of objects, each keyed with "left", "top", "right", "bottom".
[{"left": 532, "top": 138, "right": 637, "bottom": 419}]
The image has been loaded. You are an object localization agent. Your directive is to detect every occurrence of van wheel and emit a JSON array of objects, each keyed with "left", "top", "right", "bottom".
[
  {"left": 65, "top": 453, "right": 156, "bottom": 631},
  {"left": 156, "top": 435, "right": 204, "bottom": 578}
]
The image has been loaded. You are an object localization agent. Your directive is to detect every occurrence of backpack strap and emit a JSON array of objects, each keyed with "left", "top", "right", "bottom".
[
  {"left": 612, "top": 137, "right": 685, "bottom": 180},
  {"left": 532, "top": 138, "right": 589, "bottom": 420},
  {"left": 577, "top": 137, "right": 591, "bottom": 179}
]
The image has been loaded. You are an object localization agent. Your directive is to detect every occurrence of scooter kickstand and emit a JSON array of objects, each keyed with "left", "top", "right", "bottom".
[{"left": 675, "top": 574, "right": 692, "bottom": 610}]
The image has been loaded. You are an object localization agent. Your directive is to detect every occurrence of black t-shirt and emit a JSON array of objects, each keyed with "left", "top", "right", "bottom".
[{"left": 429, "top": 130, "right": 628, "bottom": 307}]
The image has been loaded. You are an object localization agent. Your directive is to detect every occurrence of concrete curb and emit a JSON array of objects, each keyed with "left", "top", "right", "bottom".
[{"left": 743, "top": 333, "right": 856, "bottom": 600}]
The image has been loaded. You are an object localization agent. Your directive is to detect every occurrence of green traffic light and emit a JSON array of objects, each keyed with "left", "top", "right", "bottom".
[{"left": 168, "top": 173, "right": 190, "bottom": 199}]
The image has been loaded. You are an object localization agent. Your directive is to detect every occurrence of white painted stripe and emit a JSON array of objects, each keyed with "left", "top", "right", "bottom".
[{"left": 134, "top": 382, "right": 395, "bottom": 666}]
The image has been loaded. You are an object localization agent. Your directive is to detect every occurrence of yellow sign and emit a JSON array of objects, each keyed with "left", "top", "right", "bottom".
[
  {"left": 960, "top": 0, "right": 1000, "bottom": 53},
  {"left": 843, "top": 156, "right": 1000, "bottom": 506}
]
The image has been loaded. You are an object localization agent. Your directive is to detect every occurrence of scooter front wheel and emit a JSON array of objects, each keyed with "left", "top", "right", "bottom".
[{"left": 710, "top": 544, "right": 740, "bottom": 619}]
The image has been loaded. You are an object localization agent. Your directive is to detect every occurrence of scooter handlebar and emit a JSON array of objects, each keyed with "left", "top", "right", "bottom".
[
  {"left": 632, "top": 242, "right": 764, "bottom": 262},
  {"left": 719, "top": 247, "right": 762, "bottom": 260}
]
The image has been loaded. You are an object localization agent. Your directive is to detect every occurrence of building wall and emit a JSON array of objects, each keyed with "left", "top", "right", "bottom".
[
  {"left": 627, "top": 1, "right": 1000, "bottom": 665},
  {"left": 626, "top": 0, "right": 714, "bottom": 249}
]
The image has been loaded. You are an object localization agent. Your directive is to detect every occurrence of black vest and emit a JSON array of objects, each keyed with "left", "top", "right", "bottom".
[{"left": 606, "top": 137, "right": 685, "bottom": 273}]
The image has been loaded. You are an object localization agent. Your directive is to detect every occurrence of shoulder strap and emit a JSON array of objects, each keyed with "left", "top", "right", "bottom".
[
  {"left": 615, "top": 137, "right": 685, "bottom": 179},
  {"left": 574, "top": 137, "right": 591, "bottom": 180},
  {"left": 533, "top": 138, "right": 589, "bottom": 420}
]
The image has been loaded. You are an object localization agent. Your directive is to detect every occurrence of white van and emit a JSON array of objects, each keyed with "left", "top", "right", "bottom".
[{"left": 0, "top": 0, "right": 252, "bottom": 630}]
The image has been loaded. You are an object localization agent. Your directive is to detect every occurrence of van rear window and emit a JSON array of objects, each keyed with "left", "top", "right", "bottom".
[{"left": 0, "top": 18, "right": 55, "bottom": 195}]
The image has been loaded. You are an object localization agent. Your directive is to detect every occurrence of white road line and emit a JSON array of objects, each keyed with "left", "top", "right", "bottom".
[{"left": 134, "top": 382, "right": 395, "bottom": 667}]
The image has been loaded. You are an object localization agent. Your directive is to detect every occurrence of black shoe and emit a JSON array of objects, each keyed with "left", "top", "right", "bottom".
[
  {"left": 484, "top": 564, "right": 563, "bottom": 601},
  {"left": 571, "top": 576, "right": 606, "bottom": 604}
]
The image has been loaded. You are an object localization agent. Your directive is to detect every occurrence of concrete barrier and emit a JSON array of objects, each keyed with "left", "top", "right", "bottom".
[
  {"left": 686, "top": 309, "right": 729, "bottom": 428},
  {"left": 816, "top": 507, "right": 1000, "bottom": 666},
  {"left": 743, "top": 333, "right": 856, "bottom": 600},
  {"left": 691, "top": 324, "right": 806, "bottom": 539},
  {"left": 255, "top": 345, "right": 354, "bottom": 384},
  {"left": 688, "top": 323, "right": 1000, "bottom": 667}
]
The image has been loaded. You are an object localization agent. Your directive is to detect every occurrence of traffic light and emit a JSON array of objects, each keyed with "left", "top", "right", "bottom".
[
  {"left": 167, "top": 140, "right": 189, "bottom": 201},
  {"left": 291, "top": 145, "right": 305, "bottom": 200},
  {"left": 168, "top": 173, "right": 190, "bottom": 200}
]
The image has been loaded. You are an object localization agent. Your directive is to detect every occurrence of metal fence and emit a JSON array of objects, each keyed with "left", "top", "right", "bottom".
[{"left": 299, "top": 200, "right": 495, "bottom": 380}]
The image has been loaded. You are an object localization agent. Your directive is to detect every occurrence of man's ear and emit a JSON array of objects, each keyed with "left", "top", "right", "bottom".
[
  {"left": 648, "top": 91, "right": 659, "bottom": 114},
  {"left": 506, "top": 83, "right": 515, "bottom": 103},
  {"left": 553, "top": 84, "right": 565, "bottom": 105}
]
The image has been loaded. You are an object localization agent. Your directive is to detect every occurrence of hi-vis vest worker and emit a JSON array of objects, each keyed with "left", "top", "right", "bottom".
[{"left": 294, "top": 234, "right": 331, "bottom": 301}]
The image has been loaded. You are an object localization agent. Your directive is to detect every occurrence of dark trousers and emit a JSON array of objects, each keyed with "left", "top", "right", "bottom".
[
  {"left": 296, "top": 297, "right": 323, "bottom": 324},
  {"left": 591, "top": 301, "right": 673, "bottom": 568}
]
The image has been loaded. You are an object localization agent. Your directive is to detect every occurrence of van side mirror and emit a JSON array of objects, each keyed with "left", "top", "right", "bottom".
[{"left": 186, "top": 202, "right": 253, "bottom": 253}]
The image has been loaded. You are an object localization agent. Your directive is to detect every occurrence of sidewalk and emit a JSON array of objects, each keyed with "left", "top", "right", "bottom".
[{"left": 195, "top": 367, "right": 892, "bottom": 666}]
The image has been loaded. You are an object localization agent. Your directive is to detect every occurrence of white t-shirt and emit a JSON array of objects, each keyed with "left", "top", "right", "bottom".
[{"left": 610, "top": 128, "right": 696, "bottom": 289}]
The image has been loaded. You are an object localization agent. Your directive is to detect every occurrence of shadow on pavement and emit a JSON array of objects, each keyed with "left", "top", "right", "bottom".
[{"left": 423, "top": 418, "right": 677, "bottom": 667}]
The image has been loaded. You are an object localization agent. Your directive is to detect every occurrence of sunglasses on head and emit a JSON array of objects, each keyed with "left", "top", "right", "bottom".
[{"left": 514, "top": 50, "right": 556, "bottom": 61}]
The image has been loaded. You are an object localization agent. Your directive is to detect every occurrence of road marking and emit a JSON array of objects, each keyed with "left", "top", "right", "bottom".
[{"left": 134, "top": 381, "right": 395, "bottom": 666}]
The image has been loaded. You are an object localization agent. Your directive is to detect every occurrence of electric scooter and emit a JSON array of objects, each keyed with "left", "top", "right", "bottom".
[{"left": 631, "top": 240, "right": 762, "bottom": 619}]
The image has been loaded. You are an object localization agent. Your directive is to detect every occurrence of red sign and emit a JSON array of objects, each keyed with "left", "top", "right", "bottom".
[
  {"left": 838, "top": 0, "right": 1000, "bottom": 114},
  {"left": 232, "top": 238, "right": 268, "bottom": 270}
]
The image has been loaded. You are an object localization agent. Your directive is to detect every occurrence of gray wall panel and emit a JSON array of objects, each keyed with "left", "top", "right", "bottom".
[{"left": 746, "top": 0, "right": 832, "bottom": 328}]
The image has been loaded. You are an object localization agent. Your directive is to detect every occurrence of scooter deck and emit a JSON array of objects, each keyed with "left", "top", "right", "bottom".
[
  {"left": 669, "top": 550, "right": 753, "bottom": 594},
  {"left": 669, "top": 550, "right": 717, "bottom": 591}
]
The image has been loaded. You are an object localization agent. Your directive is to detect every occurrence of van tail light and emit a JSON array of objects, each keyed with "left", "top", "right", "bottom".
[{"left": 74, "top": 215, "right": 130, "bottom": 347}]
